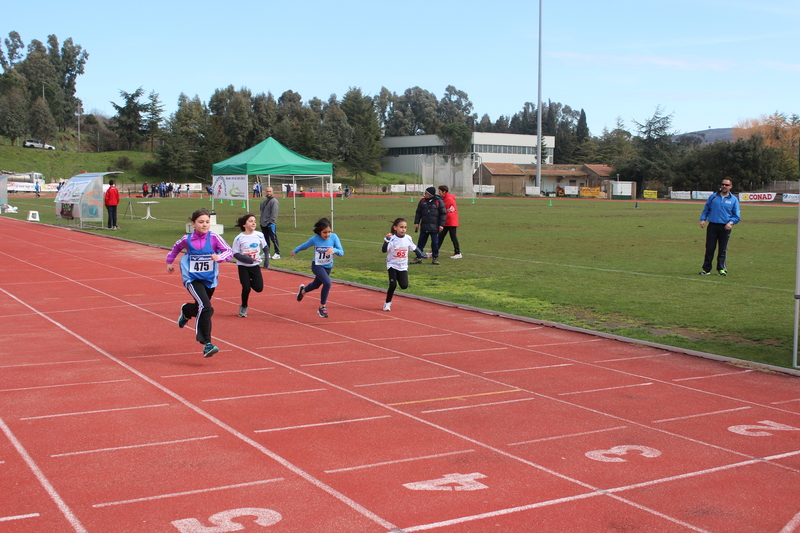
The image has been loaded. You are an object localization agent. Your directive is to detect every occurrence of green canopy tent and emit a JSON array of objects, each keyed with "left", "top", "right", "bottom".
[{"left": 212, "top": 137, "right": 335, "bottom": 228}]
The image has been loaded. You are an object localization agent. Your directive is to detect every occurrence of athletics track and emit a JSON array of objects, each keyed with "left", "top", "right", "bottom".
[{"left": 1, "top": 216, "right": 799, "bottom": 533}]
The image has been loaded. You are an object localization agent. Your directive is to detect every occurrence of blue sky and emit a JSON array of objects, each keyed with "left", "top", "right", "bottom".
[{"left": 6, "top": 0, "right": 798, "bottom": 137}]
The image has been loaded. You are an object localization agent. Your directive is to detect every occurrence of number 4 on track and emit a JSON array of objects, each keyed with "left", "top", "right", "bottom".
[{"left": 403, "top": 472, "right": 488, "bottom": 491}]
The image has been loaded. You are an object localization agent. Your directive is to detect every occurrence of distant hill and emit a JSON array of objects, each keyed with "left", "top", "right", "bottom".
[{"left": 676, "top": 128, "right": 735, "bottom": 145}]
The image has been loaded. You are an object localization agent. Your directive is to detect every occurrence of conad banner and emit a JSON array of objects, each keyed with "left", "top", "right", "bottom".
[
  {"left": 782, "top": 194, "right": 799, "bottom": 203},
  {"left": 211, "top": 175, "right": 248, "bottom": 200},
  {"left": 643, "top": 190, "right": 658, "bottom": 199},
  {"left": 739, "top": 192, "right": 776, "bottom": 202}
]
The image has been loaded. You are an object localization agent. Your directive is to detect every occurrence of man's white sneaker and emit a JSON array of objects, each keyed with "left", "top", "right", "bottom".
[
  {"left": 450, "top": 254, "right": 462, "bottom": 259},
  {"left": 382, "top": 302, "right": 392, "bottom": 311},
  {"left": 272, "top": 254, "right": 281, "bottom": 260}
]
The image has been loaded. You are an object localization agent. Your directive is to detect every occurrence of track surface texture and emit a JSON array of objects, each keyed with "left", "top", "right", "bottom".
[{"left": 1, "top": 217, "right": 799, "bottom": 533}]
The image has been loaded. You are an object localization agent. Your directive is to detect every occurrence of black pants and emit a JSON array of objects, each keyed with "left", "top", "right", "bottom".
[
  {"left": 238, "top": 265, "right": 263, "bottom": 307},
  {"left": 106, "top": 205, "right": 117, "bottom": 228},
  {"left": 184, "top": 280, "right": 215, "bottom": 345},
  {"left": 386, "top": 268, "right": 409, "bottom": 303},
  {"left": 703, "top": 223, "right": 731, "bottom": 272},
  {"left": 415, "top": 231, "right": 440, "bottom": 258},
  {"left": 261, "top": 224, "right": 280, "bottom": 256},
  {"left": 438, "top": 226, "right": 460, "bottom": 254}
]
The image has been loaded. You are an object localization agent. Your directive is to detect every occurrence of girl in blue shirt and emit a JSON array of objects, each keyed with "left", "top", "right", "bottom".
[{"left": 291, "top": 218, "right": 344, "bottom": 318}]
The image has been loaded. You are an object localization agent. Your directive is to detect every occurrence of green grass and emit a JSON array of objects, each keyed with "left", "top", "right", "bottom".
[{"left": 5, "top": 193, "right": 798, "bottom": 368}]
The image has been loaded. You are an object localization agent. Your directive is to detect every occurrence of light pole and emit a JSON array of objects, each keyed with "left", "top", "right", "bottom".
[{"left": 535, "top": 0, "right": 543, "bottom": 191}]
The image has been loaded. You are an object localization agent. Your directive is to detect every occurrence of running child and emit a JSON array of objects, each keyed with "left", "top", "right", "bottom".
[
  {"left": 231, "top": 213, "right": 268, "bottom": 318},
  {"left": 166, "top": 208, "right": 233, "bottom": 357},
  {"left": 382, "top": 218, "right": 423, "bottom": 311},
  {"left": 291, "top": 217, "right": 344, "bottom": 318}
]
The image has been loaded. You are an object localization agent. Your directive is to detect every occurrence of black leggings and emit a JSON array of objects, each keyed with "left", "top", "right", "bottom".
[
  {"left": 438, "top": 226, "right": 460, "bottom": 254},
  {"left": 386, "top": 268, "right": 409, "bottom": 303},
  {"left": 237, "top": 265, "right": 264, "bottom": 307},
  {"left": 184, "top": 280, "right": 215, "bottom": 345}
]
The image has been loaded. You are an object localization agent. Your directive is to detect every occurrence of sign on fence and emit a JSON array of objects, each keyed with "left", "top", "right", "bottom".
[{"left": 739, "top": 192, "right": 776, "bottom": 202}]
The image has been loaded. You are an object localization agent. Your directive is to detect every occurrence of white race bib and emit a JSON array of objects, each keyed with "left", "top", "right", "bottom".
[
  {"left": 189, "top": 254, "right": 213, "bottom": 272},
  {"left": 313, "top": 246, "right": 333, "bottom": 266}
]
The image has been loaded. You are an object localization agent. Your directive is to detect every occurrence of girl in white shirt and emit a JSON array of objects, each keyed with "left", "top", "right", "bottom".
[
  {"left": 231, "top": 213, "right": 268, "bottom": 318},
  {"left": 381, "top": 218, "right": 422, "bottom": 311}
]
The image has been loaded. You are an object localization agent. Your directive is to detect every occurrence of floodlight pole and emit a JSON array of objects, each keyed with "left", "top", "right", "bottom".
[
  {"left": 535, "top": 0, "right": 543, "bottom": 191},
  {"left": 794, "top": 143, "right": 800, "bottom": 368}
]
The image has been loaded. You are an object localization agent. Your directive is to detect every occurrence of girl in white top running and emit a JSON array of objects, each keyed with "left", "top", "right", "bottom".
[
  {"left": 381, "top": 218, "right": 423, "bottom": 311},
  {"left": 231, "top": 213, "right": 268, "bottom": 318}
]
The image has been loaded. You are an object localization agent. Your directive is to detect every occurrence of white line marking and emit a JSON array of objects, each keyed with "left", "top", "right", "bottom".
[
  {"left": 92, "top": 478, "right": 284, "bottom": 508},
  {"left": 256, "top": 340, "right": 351, "bottom": 349},
  {"left": 0, "top": 379, "right": 130, "bottom": 393},
  {"left": 527, "top": 339, "right": 605, "bottom": 348},
  {"left": 594, "top": 353, "right": 671, "bottom": 363},
  {"left": 203, "top": 388, "right": 326, "bottom": 402},
  {"left": 354, "top": 375, "right": 461, "bottom": 387},
  {"left": 0, "top": 418, "right": 87, "bottom": 532},
  {"left": 371, "top": 333, "right": 452, "bottom": 341},
  {"left": 325, "top": 450, "right": 475, "bottom": 473},
  {"left": 127, "top": 351, "right": 199, "bottom": 359},
  {"left": 673, "top": 370, "right": 754, "bottom": 382},
  {"left": 772, "top": 398, "right": 800, "bottom": 405},
  {"left": 0, "top": 359, "right": 103, "bottom": 369},
  {"left": 483, "top": 363, "right": 573, "bottom": 374},
  {"left": 468, "top": 327, "right": 544, "bottom": 334},
  {"left": 255, "top": 415, "right": 391, "bottom": 433},
  {"left": 508, "top": 426, "right": 628, "bottom": 446},
  {"left": 422, "top": 398, "right": 536, "bottom": 414},
  {"left": 558, "top": 382, "right": 653, "bottom": 396},
  {"left": 51, "top": 436, "right": 220, "bottom": 457},
  {"left": 652, "top": 406, "right": 751, "bottom": 423},
  {"left": 780, "top": 509, "right": 800, "bottom": 533},
  {"left": 20, "top": 404, "right": 169, "bottom": 420},
  {"left": 0, "top": 513, "right": 40, "bottom": 523},
  {"left": 300, "top": 356, "right": 400, "bottom": 367},
  {"left": 161, "top": 367, "right": 274, "bottom": 378},
  {"left": 421, "top": 347, "right": 508, "bottom": 356}
]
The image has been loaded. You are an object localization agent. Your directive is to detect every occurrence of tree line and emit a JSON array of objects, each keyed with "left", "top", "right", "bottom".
[{"left": 1, "top": 31, "right": 797, "bottom": 193}]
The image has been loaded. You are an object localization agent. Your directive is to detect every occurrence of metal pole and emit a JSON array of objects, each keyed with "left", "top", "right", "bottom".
[
  {"left": 794, "top": 140, "right": 800, "bottom": 368},
  {"left": 535, "top": 0, "right": 543, "bottom": 190}
]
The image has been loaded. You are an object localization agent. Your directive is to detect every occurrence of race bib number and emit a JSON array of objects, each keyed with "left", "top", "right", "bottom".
[
  {"left": 190, "top": 254, "right": 213, "bottom": 272},
  {"left": 313, "top": 246, "right": 333, "bottom": 266},
  {"left": 393, "top": 247, "right": 408, "bottom": 260}
]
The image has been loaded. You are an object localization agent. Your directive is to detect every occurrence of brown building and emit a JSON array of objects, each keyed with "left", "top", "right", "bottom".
[{"left": 477, "top": 163, "right": 615, "bottom": 195}]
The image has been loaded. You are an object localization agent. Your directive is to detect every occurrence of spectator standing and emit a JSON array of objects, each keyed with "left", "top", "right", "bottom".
[
  {"left": 437, "top": 185, "right": 462, "bottom": 259},
  {"left": 411, "top": 187, "right": 446, "bottom": 265},
  {"left": 699, "top": 179, "right": 740, "bottom": 276},
  {"left": 259, "top": 186, "right": 281, "bottom": 263},
  {"left": 105, "top": 179, "right": 120, "bottom": 230}
]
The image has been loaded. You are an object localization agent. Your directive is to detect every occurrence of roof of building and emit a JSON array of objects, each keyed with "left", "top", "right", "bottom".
[
  {"left": 483, "top": 163, "right": 525, "bottom": 175},
  {"left": 584, "top": 164, "right": 615, "bottom": 177}
]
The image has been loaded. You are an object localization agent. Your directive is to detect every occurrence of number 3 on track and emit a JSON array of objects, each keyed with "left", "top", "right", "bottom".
[{"left": 171, "top": 508, "right": 281, "bottom": 532}]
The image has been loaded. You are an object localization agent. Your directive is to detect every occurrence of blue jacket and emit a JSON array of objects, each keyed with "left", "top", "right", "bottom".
[{"left": 700, "top": 192, "right": 740, "bottom": 225}]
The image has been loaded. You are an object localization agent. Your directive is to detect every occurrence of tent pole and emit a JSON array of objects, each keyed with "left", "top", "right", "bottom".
[
  {"left": 293, "top": 177, "right": 297, "bottom": 229},
  {"left": 329, "top": 174, "right": 334, "bottom": 229}
]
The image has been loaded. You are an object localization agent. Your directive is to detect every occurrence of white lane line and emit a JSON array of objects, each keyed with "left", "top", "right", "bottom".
[
  {"left": 92, "top": 478, "right": 284, "bottom": 508},
  {"left": 354, "top": 375, "right": 461, "bottom": 387},
  {"left": 300, "top": 356, "right": 400, "bottom": 367},
  {"left": 371, "top": 333, "right": 452, "bottom": 341},
  {"left": 51, "top": 436, "right": 220, "bottom": 457},
  {"left": 527, "top": 339, "right": 605, "bottom": 348},
  {"left": 780, "top": 509, "right": 800, "bottom": 533},
  {"left": 325, "top": 449, "right": 475, "bottom": 473},
  {"left": 0, "top": 359, "right": 103, "bottom": 369},
  {"left": 422, "top": 347, "right": 508, "bottom": 356},
  {"left": 127, "top": 351, "right": 199, "bottom": 359},
  {"left": 20, "top": 404, "right": 170, "bottom": 421},
  {"left": 0, "top": 379, "right": 130, "bottom": 393},
  {"left": 508, "top": 426, "right": 629, "bottom": 446},
  {"left": 0, "top": 418, "right": 87, "bottom": 532},
  {"left": 422, "top": 398, "right": 536, "bottom": 414},
  {"left": 483, "top": 363, "right": 573, "bottom": 374},
  {"left": 772, "top": 398, "right": 800, "bottom": 405},
  {"left": 161, "top": 367, "right": 275, "bottom": 378},
  {"left": 468, "top": 327, "right": 544, "bottom": 334},
  {"left": 594, "top": 353, "right": 671, "bottom": 363},
  {"left": 255, "top": 415, "right": 391, "bottom": 433},
  {"left": 652, "top": 406, "right": 751, "bottom": 423},
  {"left": 673, "top": 370, "right": 754, "bottom": 382},
  {"left": 256, "top": 340, "right": 351, "bottom": 349},
  {"left": 0, "top": 513, "right": 40, "bottom": 523},
  {"left": 558, "top": 382, "right": 653, "bottom": 396},
  {"left": 203, "top": 388, "right": 326, "bottom": 402}
]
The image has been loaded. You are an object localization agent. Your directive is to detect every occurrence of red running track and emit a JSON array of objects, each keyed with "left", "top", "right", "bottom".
[{"left": 1, "top": 216, "right": 799, "bottom": 533}]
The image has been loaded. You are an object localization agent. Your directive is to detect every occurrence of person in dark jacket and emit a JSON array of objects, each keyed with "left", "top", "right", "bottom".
[{"left": 411, "top": 186, "right": 447, "bottom": 265}]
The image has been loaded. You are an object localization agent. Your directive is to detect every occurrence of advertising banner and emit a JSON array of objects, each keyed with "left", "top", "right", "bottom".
[
  {"left": 580, "top": 187, "right": 601, "bottom": 198},
  {"left": 211, "top": 175, "right": 248, "bottom": 200},
  {"left": 739, "top": 192, "right": 776, "bottom": 202},
  {"left": 525, "top": 186, "right": 541, "bottom": 196},
  {"left": 670, "top": 191, "right": 691, "bottom": 200},
  {"left": 643, "top": 190, "right": 658, "bottom": 199},
  {"left": 692, "top": 191, "right": 713, "bottom": 200},
  {"left": 782, "top": 194, "right": 799, "bottom": 203}
]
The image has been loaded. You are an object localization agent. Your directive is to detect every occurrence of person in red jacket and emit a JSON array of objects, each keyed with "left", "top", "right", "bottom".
[
  {"left": 105, "top": 179, "right": 120, "bottom": 230},
  {"left": 437, "top": 185, "right": 461, "bottom": 259}
]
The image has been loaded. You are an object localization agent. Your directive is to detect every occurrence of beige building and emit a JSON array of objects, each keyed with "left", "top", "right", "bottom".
[{"left": 478, "top": 163, "right": 615, "bottom": 195}]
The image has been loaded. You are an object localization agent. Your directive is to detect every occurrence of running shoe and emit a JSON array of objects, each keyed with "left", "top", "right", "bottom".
[
  {"left": 272, "top": 253, "right": 281, "bottom": 260},
  {"left": 297, "top": 285, "right": 305, "bottom": 302},
  {"left": 431, "top": 258, "right": 440, "bottom": 265},
  {"left": 318, "top": 306, "right": 328, "bottom": 318},
  {"left": 203, "top": 343, "right": 219, "bottom": 358},
  {"left": 238, "top": 306, "right": 247, "bottom": 317},
  {"left": 718, "top": 269, "right": 727, "bottom": 276},
  {"left": 450, "top": 254, "right": 462, "bottom": 259},
  {"left": 383, "top": 302, "right": 392, "bottom": 311},
  {"left": 699, "top": 271, "right": 711, "bottom": 276},
  {"left": 178, "top": 305, "right": 189, "bottom": 328},
  {"left": 410, "top": 258, "right": 423, "bottom": 264}
]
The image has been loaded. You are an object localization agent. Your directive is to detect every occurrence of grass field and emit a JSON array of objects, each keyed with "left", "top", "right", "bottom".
[{"left": 4, "top": 191, "right": 798, "bottom": 369}]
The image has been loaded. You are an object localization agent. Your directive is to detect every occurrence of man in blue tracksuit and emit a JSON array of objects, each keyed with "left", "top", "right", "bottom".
[{"left": 699, "top": 178, "right": 740, "bottom": 276}]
